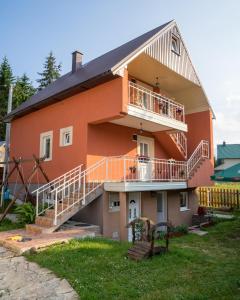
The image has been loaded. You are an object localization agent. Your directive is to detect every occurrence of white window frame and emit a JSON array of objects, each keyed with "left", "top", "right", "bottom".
[
  {"left": 59, "top": 126, "right": 73, "bottom": 147},
  {"left": 109, "top": 192, "right": 120, "bottom": 212},
  {"left": 179, "top": 191, "right": 189, "bottom": 211},
  {"left": 40, "top": 131, "right": 53, "bottom": 161},
  {"left": 171, "top": 34, "right": 180, "bottom": 55}
]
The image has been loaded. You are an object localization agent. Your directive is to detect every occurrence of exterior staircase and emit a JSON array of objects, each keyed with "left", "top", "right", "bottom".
[
  {"left": 154, "top": 131, "right": 187, "bottom": 160},
  {"left": 27, "top": 141, "right": 209, "bottom": 234},
  {"left": 187, "top": 140, "right": 209, "bottom": 179}
]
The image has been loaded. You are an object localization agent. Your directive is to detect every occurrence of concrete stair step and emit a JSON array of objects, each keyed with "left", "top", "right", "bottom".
[
  {"left": 35, "top": 216, "right": 54, "bottom": 228},
  {"left": 25, "top": 224, "right": 57, "bottom": 235}
]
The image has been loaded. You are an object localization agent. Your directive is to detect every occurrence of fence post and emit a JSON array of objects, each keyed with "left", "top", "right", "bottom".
[
  {"left": 169, "top": 160, "right": 172, "bottom": 182},
  {"left": 207, "top": 189, "right": 210, "bottom": 207},
  {"left": 54, "top": 189, "right": 58, "bottom": 226},
  {"left": 83, "top": 173, "right": 86, "bottom": 205},
  {"left": 36, "top": 190, "right": 39, "bottom": 216}
]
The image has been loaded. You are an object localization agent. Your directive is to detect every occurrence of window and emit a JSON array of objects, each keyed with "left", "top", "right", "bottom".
[
  {"left": 171, "top": 34, "right": 180, "bottom": 55},
  {"left": 179, "top": 192, "right": 188, "bottom": 211},
  {"left": 40, "top": 131, "right": 53, "bottom": 161},
  {"left": 140, "top": 142, "right": 149, "bottom": 157},
  {"left": 109, "top": 192, "right": 120, "bottom": 212},
  {"left": 60, "top": 126, "right": 73, "bottom": 147}
]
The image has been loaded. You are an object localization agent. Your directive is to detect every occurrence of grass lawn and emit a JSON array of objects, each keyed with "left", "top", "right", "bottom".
[{"left": 27, "top": 219, "right": 240, "bottom": 300}]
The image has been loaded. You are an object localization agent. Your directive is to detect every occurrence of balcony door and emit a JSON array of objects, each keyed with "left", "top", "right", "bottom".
[{"left": 137, "top": 136, "right": 154, "bottom": 181}]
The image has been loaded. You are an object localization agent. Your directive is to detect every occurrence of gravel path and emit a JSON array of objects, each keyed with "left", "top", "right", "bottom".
[{"left": 0, "top": 247, "right": 79, "bottom": 300}]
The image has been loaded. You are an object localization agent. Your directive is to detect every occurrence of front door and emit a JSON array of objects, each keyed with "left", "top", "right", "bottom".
[
  {"left": 157, "top": 192, "right": 167, "bottom": 223},
  {"left": 128, "top": 192, "right": 140, "bottom": 241}
]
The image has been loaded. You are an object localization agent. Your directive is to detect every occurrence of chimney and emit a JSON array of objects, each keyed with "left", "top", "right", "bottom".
[{"left": 72, "top": 50, "right": 83, "bottom": 73}]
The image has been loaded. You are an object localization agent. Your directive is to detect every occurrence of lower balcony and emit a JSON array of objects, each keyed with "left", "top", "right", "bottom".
[
  {"left": 111, "top": 81, "right": 188, "bottom": 132},
  {"left": 103, "top": 156, "right": 187, "bottom": 192}
]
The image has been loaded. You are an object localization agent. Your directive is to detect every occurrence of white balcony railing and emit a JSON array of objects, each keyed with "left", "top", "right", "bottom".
[
  {"left": 105, "top": 156, "right": 187, "bottom": 182},
  {"left": 128, "top": 81, "right": 185, "bottom": 123}
]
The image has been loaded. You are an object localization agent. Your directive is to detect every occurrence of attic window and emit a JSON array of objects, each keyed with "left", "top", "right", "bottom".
[{"left": 171, "top": 34, "right": 180, "bottom": 55}]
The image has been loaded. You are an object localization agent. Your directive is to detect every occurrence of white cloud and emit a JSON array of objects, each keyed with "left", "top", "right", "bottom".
[{"left": 213, "top": 80, "right": 240, "bottom": 146}]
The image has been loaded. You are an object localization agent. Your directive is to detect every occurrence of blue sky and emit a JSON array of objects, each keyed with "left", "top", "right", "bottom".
[{"left": 1, "top": 0, "right": 240, "bottom": 146}]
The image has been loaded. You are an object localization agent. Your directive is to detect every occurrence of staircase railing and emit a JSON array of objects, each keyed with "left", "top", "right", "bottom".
[
  {"left": 187, "top": 140, "right": 209, "bottom": 176},
  {"left": 34, "top": 164, "right": 83, "bottom": 217},
  {"left": 169, "top": 131, "right": 187, "bottom": 159},
  {"left": 53, "top": 158, "right": 106, "bottom": 225}
]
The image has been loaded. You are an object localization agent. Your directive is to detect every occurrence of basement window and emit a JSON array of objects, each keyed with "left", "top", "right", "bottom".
[
  {"left": 179, "top": 192, "right": 188, "bottom": 211},
  {"left": 40, "top": 131, "right": 53, "bottom": 161},
  {"left": 60, "top": 126, "right": 73, "bottom": 147},
  {"left": 171, "top": 34, "right": 180, "bottom": 55},
  {"left": 109, "top": 192, "right": 120, "bottom": 212}
]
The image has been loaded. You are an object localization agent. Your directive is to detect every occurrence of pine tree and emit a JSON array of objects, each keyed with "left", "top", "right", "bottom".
[
  {"left": 36, "top": 51, "right": 61, "bottom": 90},
  {"left": 13, "top": 74, "right": 36, "bottom": 109},
  {"left": 0, "top": 56, "right": 14, "bottom": 140}
]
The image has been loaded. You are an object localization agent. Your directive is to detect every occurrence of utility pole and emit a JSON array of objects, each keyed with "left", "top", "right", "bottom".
[{"left": 0, "top": 84, "right": 13, "bottom": 207}]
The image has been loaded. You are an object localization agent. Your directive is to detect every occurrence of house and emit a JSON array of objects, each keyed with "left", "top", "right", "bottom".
[
  {"left": 212, "top": 142, "right": 240, "bottom": 182},
  {"left": 5, "top": 20, "right": 214, "bottom": 240}
]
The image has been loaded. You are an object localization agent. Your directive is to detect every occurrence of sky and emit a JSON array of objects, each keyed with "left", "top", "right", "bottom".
[{"left": 1, "top": 0, "right": 240, "bottom": 147}]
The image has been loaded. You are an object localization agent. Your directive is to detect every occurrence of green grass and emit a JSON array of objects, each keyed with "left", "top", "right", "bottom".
[
  {"left": 214, "top": 183, "right": 240, "bottom": 189},
  {"left": 0, "top": 219, "right": 23, "bottom": 231},
  {"left": 26, "top": 219, "right": 240, "bottom": 300}
]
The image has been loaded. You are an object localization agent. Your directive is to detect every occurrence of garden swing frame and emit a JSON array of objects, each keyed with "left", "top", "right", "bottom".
[{"left": 0, "top": 154, "right": 50, "bottom": 223}]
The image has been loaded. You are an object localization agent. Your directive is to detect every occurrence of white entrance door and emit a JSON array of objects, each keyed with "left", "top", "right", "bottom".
[
  {"left": 157, "top": 192, "right": 167, "bottom": 223},
  {"left": 128, "top": 192, "right": 140, "bottom": 241},
  {"left": 137, "top": 136, "right": 154, "bottom": 181}
]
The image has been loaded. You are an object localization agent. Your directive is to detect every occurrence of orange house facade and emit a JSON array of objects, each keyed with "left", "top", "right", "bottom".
[{"left": 7, "top": 21, "right": 214, "bottom": 240}]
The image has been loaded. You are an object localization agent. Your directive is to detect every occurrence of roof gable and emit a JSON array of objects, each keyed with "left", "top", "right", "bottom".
[{"left": 144, "top": 23, "right": 200, "bottom": 85}]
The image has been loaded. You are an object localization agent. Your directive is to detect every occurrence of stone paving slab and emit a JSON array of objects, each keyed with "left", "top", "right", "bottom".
[
  {"left": 0, "top": 228, "right": 95, "bottom": 255},
  {"left": 189, "top": 228, "right": 208, "bottom": 236},
  {"left": 0, "top": 247, "right": 79, "bottom": 300}
]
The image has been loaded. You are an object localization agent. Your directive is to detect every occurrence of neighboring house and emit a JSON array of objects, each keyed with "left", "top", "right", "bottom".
[
  {"left": 213, "top": 142, "right": 240, "bottom": 182},
  {"left": 5, "top": 20, "right": 214, "bottom": 240}
]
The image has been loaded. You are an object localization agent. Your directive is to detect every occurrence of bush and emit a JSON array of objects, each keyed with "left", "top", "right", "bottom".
[
  {"left": 171, "top": 224, "right": 189, "bottom": 234},
  {"left": 14, "top": 203, "right": 36, "bottom": 224}
]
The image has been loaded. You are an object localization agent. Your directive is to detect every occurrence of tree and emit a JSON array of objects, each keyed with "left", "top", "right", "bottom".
[
  {"left": 0, "top": 56, "right": 14, "bottom": 140},
  {"left": 13, "top": 74, "right": 36, "bottom": 109},
  {"left": 36, "top": 51, "right": 61, "bottom": 90}
]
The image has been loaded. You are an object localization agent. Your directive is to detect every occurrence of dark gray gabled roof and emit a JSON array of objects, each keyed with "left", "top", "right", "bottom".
[{"left": 5, "top": 20, "right": 173, "bottom": 122}]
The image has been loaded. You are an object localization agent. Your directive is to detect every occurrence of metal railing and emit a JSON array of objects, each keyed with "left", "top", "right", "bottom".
[
  {"left": 187, "top": 140, "right": 209, "bottom": 176},
  {"left": 128, "top": 81, "right": 185, "bottom": 123},
  {"left": 34, "top": 164, "right": 83, "bottom": 217},
  {"left": 169, "top": 131, "right": 187, "bottom": 159},
  {"left": 105, "top": 156, "right": 187, "bottom": 182},
  {"left": 34, "top": 140, "right": 209, "bottom": 225}
]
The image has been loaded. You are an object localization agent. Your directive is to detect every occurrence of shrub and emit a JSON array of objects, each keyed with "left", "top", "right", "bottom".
[
  {"left": 171, "top": 224, "right": 189, "bottom": 234},
  {"left": 14, "top": 203, "right": 36, "bottom": 224}
]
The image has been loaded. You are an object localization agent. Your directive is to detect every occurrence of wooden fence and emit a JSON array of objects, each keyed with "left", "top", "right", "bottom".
[{"left": 198, "top": 187, "right": 240, "bottom": 209}]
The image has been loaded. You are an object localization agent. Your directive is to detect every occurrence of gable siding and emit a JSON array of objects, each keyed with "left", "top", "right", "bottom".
[{"left": 144, "top": 26, "right": 200, "bottom": 85}]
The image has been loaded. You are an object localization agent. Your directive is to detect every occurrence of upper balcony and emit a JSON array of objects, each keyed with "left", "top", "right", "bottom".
[{"left": 111, "top": 81, "right": 188, "bottom": 133}]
